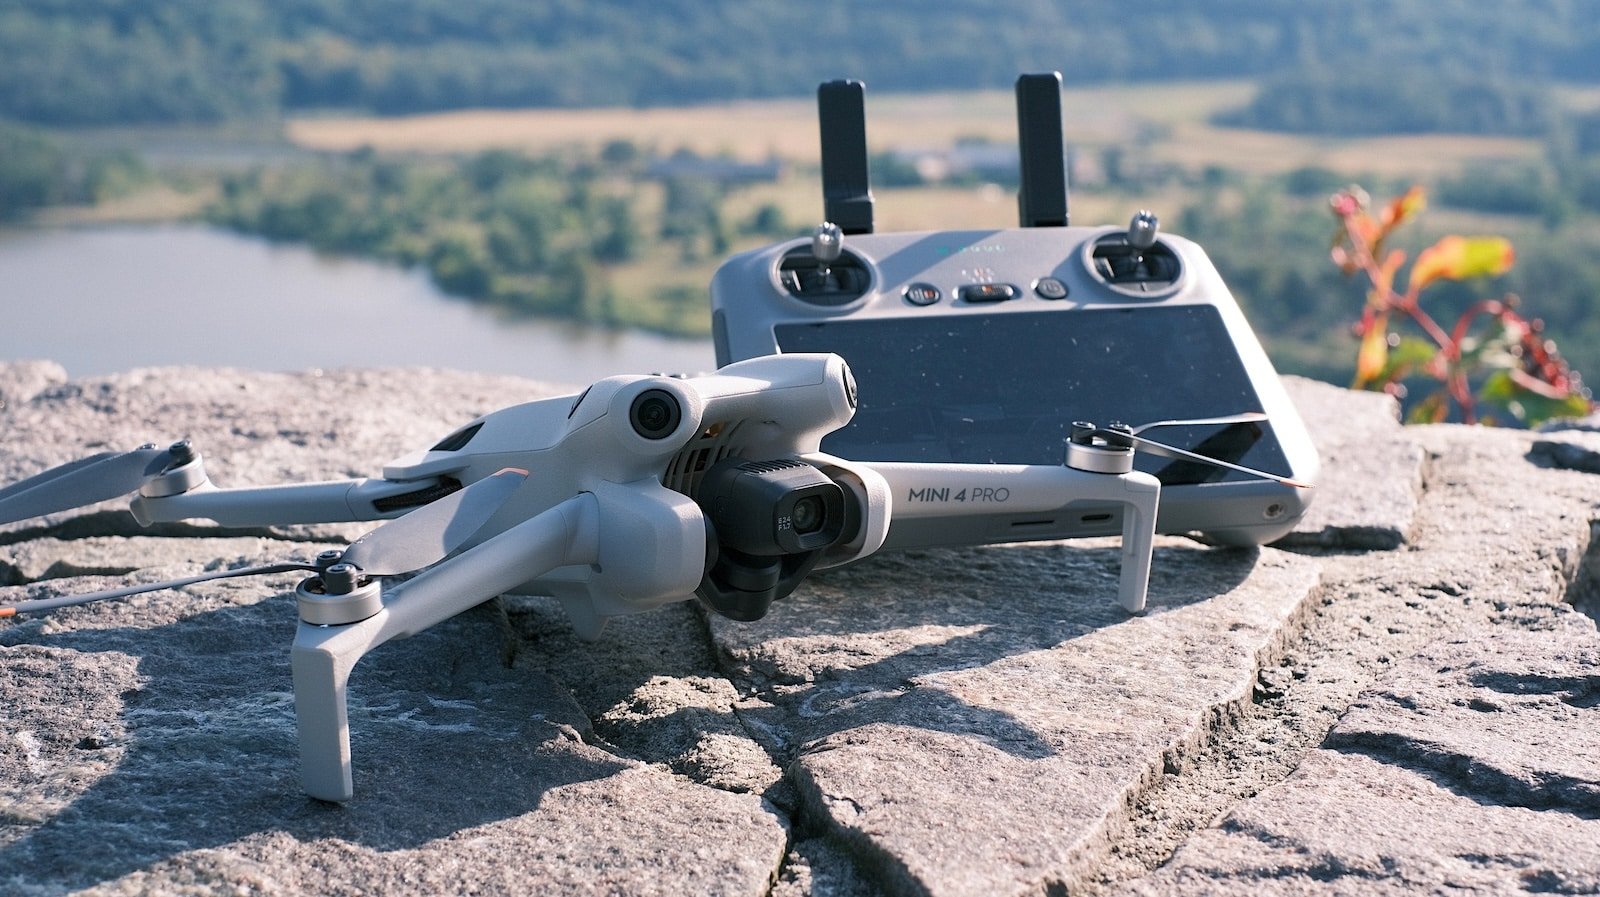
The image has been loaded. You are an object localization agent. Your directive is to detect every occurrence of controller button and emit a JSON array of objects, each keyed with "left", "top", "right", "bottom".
[
  {"left": 903, "top": 283, "right": 942, "bottom": 306},
  {"left": 1033, "top": 277, "right": 1069, "bottom": 300},
  {"left": 957, "top": 283, "right": 1018, "bottom": 303}
]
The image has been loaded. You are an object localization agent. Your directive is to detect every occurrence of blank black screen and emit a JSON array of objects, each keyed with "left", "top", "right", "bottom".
[{"left": 775, "top": 307, "right": 1290, "bottom": 484}]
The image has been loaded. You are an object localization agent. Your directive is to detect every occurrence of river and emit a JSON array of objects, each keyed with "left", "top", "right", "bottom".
[{"left": 0, "top": 224, "right": 714, "bottom": 387}]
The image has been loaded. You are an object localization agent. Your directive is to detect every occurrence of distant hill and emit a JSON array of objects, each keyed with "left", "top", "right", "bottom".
[{"left": 6, "top": 0, "right": 1600, "bottom": 126}]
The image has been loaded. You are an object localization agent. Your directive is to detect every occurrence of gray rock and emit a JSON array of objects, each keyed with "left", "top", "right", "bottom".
[
  {"left": 1325, "top": 609, "right": 1600, "bottom": 816},
  {"left": 1101, "top": 420, "right": 1600, "bottom": 897},
  {"left": 1280, "top": 376, "right": 1424, "bottom": 550},
  {"left": 595, "top": 673, "right": 784, "bottom": 796},
  {"left": 8, "top": 363, "right": 1599, "bottom": 896},
  {"left": 0, "top": 557, "right": 787, "bottom": 896},
  {"left": 1123, "top": 608, "right": 1600, "bottom": 896},
  {"left": 0, "top": 360, "right": 68, "bottom": 412},
  {"left": 0, "top": 535, "right": 307, "bottom": 586},
  {"left": 772, "top": 837, "right": 885, "bottom": 897},
  {"left": 500, "top": 595, "right": 787, "bottom": 800},
  {"left": 711, "top": 538, "right": 1323, "bottom": 896}
]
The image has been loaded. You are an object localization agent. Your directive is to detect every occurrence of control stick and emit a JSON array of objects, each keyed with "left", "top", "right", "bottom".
[
  {"left": 1128, "top": 210, "right": 1159, "bottom": 251},
  {"left": 812, "top": 221, "right": 844, "bottom": 281}
]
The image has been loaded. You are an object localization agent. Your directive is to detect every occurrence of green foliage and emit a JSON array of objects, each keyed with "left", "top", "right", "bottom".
[
  {"left": 1329, "top": 186, "right": 1592, "bottom": 426},
  {"left": 203, "top": 148, "right": 710, "bottom": 334},
  {"left": 1169, "top": 181, "right": 1600, "bottom": 415},
  {"left": 1218, "top": 68, "right": 1555, "bottom": 136},
  {"left": 0, "top": 2, "right": 277, "bottom": 124},
  {"left": 10, "top": 1, "right": 1600, "bottom": 126},
  {"left": 1434, "top": 163, "right": 1562, "bottom": 217},
  {"left": 743, "top": 203, "right": 790, "bottom": 238},
  {"left": 0, "top": 119, "right": 151, "bottom": 219},
  {"left": 0, "top": 121, "right": 64, "bottom": 217}
]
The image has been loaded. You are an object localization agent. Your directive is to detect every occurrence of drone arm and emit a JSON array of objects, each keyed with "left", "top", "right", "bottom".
[
  {"left": 865, "top": 462, "right": 1160, "bottom": 611},
  {"left": 131, "top": 477, "right": 452, "bottom": 527},
  {"left": 290, "top": 492, "right": 600, "bottom": 802}
]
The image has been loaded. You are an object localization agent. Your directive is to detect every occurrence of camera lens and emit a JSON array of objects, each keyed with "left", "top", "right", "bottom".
[
  {"left": 695, "top": 457, "right": 848, "bottom": 555},
  {"left": 791, "top": 494, "right": 827, "bottom": 534},
  {"left": 629, "top": 389, "right": 681, "bottom": 439}
]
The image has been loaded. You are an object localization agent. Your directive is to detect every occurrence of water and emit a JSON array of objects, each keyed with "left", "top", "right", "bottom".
[{"left": 0, "top": 224, "right": 714, "bottom": 387}]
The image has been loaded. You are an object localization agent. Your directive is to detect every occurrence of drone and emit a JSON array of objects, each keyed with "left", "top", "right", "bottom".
[{"left": 1, "top": 354, "right": 1306, "bottom": 802}]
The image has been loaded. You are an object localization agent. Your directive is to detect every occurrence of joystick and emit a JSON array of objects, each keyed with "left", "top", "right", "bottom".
[
  {"left": 1127, "top": 210, "right": 1159, "bottom": 251},
  {"left": 811, "top": 222, "right": 844, "bottom": 283},
  {"left": 1086, "top": 209, "right": 1182, "bottom": 292},
  {"left": 806, "top": 220, "right": 844, "bottom": 286},
  {"left": 778, "top": 220, "right": 869, "bottom": 303}
]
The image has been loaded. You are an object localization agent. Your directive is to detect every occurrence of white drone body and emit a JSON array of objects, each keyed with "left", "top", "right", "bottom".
[
  {"left": 1, "top": 352, "right": 1300, "bottom": 801},
  {"left": 128, "top": 353, "right": 894, "bottom": 801}
]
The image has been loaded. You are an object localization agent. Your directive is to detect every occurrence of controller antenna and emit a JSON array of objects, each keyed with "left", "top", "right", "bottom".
[
  {"left": 1016, "top": 72, "right": 1070, "bottom": 228},
  {"left": 818, "top": 80, "right": 875, "bottom": 235}
]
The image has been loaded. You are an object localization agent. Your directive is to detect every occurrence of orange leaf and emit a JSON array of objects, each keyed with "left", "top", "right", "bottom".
[
  {"left": 1379, "top": 186, "right": 1426, "bottom": 234},
  {"left": 1354, "top": 311, "right": 1390, "bottom": 388},
  {"left": 1409, "top": 236, "right": 1515, "bottom": 292}
]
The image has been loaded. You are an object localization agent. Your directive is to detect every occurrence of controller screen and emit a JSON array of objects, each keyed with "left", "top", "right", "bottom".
[{"left": 775, "top": 307, "right": 1290, "bottom": 484}]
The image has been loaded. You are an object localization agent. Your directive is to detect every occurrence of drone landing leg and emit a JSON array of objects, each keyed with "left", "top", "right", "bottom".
[
  {"left": 291, "top": 494, "right": 600, "bottom": 802},
  {"left": 1116, "top": 473, "right": 1160, "bottom": 613}
]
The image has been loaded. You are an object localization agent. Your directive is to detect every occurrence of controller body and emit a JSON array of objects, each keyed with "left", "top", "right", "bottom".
[{"left": 710, "top": 224, "right": 1319, "bottom": 547}]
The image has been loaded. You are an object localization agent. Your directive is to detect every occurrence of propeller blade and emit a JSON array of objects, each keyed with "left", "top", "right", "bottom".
[
  {"left": 0, "top": 452, "right": 121, "bottom": 503},
  {"left": 339, "top": 467, "right": 528, "bottom": 576},
  {"left": 0, "top": 445, "right": 173, "bottom": 526},
  {"left": 0, "top": 562, "right": 318, "bottom": 618},
  {"left": 1128, "top": 411, "right": 1270, "bottom": 436},
  {"left": 1107, "top": 430, "right": 1313, "bottom": 489}
]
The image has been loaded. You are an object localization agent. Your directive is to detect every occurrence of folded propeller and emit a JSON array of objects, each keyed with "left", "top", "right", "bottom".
[
  {"left": 1067, "top": 412, "right": 1313, "bottom": 489},
  {"left": 0, "top": 467, "right": 528, "bottom": 618},
  {"left": 0, "top": 442, "right": 189, "bottom": 526}
]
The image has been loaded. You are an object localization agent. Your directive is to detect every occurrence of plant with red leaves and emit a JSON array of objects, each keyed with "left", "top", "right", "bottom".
[{"left": 1329, "top": 185, "right": 1592, "bottom": 426}]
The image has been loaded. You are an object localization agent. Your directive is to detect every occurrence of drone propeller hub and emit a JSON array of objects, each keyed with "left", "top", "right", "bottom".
[
  {"left": 139, "top": 441, "right": 209, "bottom": 499},
  {"left": 1066, "top": 420, "right": 1136, "bottom": 475},
  {"left": 296, "top": 570, "right": 383, "bottom": 626}
]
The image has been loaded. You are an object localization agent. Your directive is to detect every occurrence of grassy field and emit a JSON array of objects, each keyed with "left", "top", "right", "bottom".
[{"left": 287, "top": 80, "right": 1540, "bottom": 181}]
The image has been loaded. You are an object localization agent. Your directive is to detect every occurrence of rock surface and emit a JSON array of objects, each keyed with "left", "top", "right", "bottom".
[
  {"left": 1279, "top": 376, "right": 1424, "bottom": 550},
  {"left": 1123, "top": 611, "right": 1600, "bottom": 896},
  {"left": 1, "top": 360, "right": 1596, "bottom": 896}
]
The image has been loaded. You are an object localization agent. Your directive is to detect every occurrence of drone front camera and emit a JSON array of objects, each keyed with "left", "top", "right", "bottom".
[{"left": 694, "top": 457, "right": 852, "bottom": 621}]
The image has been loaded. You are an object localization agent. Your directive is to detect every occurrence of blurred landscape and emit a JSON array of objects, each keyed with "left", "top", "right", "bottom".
[{"left": 4, "top": 0, "right": 1600, "bottom": 387}]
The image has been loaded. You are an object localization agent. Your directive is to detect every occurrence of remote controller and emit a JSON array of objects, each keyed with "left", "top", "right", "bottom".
[{"left": 710, "top": 74, "right": 1318, "bottom": 548}]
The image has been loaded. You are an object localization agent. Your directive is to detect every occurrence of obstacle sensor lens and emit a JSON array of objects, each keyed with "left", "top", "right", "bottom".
[{"left": 630, "top": 389, "right": 682, "bottom": 439}]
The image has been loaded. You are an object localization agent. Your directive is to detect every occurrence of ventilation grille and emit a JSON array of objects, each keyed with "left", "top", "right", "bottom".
[{"left": 661, "top": 420, "right": 746, "bottom": 496}]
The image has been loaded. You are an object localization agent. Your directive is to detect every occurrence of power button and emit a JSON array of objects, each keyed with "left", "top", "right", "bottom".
[{"left": 1034, "top": 277, "right": 1069, "bottom": 300}]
